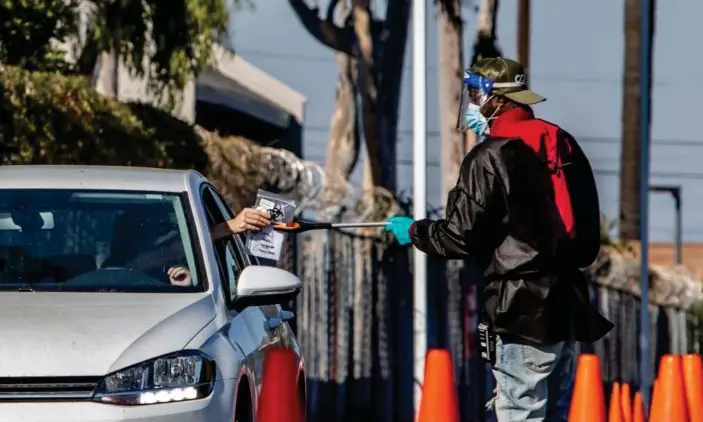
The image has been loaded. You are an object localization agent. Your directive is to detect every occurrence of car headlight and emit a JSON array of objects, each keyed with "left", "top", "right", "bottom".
[{"left": 92, "top": 350, "right": 216, "bottom": 406}]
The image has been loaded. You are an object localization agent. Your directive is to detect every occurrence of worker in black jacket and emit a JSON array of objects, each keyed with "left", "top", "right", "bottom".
[{"left": 385, "top": 58, "right": 613, "bottom": 422}]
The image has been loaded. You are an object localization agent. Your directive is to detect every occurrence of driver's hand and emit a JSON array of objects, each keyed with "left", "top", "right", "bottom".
[
  {"left": 226, "top": 208, "right": 271, "bottom": 233},
  {"left": 167, "top": 265, "right": 192, "bottom": 286}
]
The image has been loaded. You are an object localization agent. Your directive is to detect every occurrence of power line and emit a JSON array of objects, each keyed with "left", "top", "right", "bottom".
[
  {"left": 592, "top": 169, "right": 703, "bottom": 180},
  {"left": 578, "top": 136, "right": 703, "bottom": 148},
  {"left": 238, "top": 49, "right": 334, "bottom": 63},
  {"left": 237, "top": 49, "right": 674, "bottom": 86},
  {"left": 302, "top": 126, "right": 703, "bottom": 147},
  {"left": 305, "top": 154, "right": 703, "bottom": 181}
]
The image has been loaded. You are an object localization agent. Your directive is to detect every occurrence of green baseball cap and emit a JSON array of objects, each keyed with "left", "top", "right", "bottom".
[{"left": 470, "top": 57, "right": 546, "bottom": 105}]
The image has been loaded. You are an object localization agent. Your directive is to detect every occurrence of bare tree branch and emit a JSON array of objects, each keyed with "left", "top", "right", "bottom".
[
  {"left": 287, "top": 0, "right": 409, "bottom": 195},
  {"left": 288, "top": 0, "right": 356, "bottom": 55}
]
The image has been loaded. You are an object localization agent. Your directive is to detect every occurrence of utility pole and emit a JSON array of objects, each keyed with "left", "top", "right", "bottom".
[
  {"left": 412, "top": 0, "right": 427, "bottom": 414},
  {"left": 637, "top": 0, "right": 656, "bottom": 413},
  {"left": 517, "top": 0, "right": 530, "bottom": 68}
]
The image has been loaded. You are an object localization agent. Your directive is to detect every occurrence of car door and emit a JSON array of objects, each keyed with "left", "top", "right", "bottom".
[
  {"left": 202, "top": 186, "right": 283, "bottom": 394},
  {"left": 199, "top": 185, "right": 268, "bottom": 401}
]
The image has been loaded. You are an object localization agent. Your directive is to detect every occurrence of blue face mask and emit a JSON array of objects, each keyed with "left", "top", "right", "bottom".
[{"left": 464, "top": 103, "right": 489, "bottom": 136}]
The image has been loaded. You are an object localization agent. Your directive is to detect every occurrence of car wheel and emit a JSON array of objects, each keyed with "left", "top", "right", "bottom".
[
  {"left": 298, "top": 379, "right": 306, "bottom": 421},
  {"left": 234, "top": 381, "right": 253, "bottom": 422},
  {"left": 234, "top": 401, "right": 253, "bottom": 422}
]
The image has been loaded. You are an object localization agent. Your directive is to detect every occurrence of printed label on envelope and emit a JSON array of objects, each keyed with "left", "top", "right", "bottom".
[
  {"left": 247, "top": 225, "right": 284, "bottom": 260},
  {"left": 246, "top": 191, "right": 296, "bottom": 261}
]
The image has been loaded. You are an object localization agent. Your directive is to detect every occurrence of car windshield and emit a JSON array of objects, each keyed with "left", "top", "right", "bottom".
[{"left": 0, "top": 189, "right": 202, "bottom": 292}]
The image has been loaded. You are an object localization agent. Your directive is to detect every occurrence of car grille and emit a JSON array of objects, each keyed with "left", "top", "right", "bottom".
[{"left": 0, "top": 377, "right": 101, "bottom": 401}]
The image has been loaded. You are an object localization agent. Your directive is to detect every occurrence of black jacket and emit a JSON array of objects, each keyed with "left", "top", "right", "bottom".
[{"left": 410, "top": 135, "right": 613, "bottom": 344}]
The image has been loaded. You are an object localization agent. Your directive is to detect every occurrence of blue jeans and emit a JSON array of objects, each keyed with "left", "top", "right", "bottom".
[{"left": 489, "top": 334, "right": 576, "bottom": 422}]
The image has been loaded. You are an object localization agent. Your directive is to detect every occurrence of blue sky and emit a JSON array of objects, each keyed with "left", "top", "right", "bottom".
[{"left": 229, "top": 0, "right": 703, "bottom": 243}]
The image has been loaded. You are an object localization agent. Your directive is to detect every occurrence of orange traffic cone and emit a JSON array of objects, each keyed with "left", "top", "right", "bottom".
[
  {"left": 256, "top": 348, "right": 303, "bottom": 422},
  {"left": 632, "top": 392, "right": 645, "bottom": 422},
  {"left": 416, "top": 349, "right": 459, "bottom": 422},
  {"left": 621, "top": 382, "right": 632, "bottom": 422},
  {"left": 649, "top": 354, "right": 689, "bottom": 422},
  {"left": 683, "top": 354, "right": 703, "bottom": 422},
  {"left": 568, "top": 354, "right": 606, "bottom": 422},
  {"left": 650, "top": 378, "right": 660, "bottom": 416},
  {"left": 609, "top": 381, "right": 623, "bottom": 422}
]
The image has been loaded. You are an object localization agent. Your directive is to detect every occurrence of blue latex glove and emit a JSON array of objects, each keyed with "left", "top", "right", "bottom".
[{"left": 384, "top": 216, "right": 415, "bottom": 246}]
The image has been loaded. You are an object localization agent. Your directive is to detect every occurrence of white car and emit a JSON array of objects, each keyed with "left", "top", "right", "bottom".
[{"left": 0, "top": 166, "right": 305, "bottom": 422}]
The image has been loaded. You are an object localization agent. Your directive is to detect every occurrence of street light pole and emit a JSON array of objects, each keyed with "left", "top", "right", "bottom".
[
  {"left": 412, "top": 0, "right": 428, "bottom": 413},
  {"left": 638, "top": 0, "right": 655, "bottom": 412}
]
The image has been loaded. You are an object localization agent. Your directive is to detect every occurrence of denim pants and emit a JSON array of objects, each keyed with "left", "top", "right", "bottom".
[{"left": 489, "top": 334, "right": 576, "bottom": 422}]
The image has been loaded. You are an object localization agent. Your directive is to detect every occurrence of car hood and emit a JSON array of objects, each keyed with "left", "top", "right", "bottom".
[{"left": 0, "top": 292, "right": 216, "bottom": 377}]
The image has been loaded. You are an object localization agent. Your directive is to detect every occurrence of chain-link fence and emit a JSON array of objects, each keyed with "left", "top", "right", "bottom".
[
  {"left": 586, "top": 250, "right": 703, "bottom": 400},
  {"left": 276, "top": 231, "right": 702, "bottom": 422},
  {"left": 587, "top": 282, "right": 694, "bottom": 391},
  {"left": 278, "top": 230, "right": 414, "bottom": 422}
]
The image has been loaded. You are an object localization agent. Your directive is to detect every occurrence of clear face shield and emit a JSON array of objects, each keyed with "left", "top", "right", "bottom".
[{"left": 456, "top": 71, "right": 495, "bottom": 131}]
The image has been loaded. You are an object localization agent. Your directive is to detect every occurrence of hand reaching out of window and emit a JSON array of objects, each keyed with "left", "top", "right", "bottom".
[{"left": 211, "top": 208, "right": 271, "bottom": 240}]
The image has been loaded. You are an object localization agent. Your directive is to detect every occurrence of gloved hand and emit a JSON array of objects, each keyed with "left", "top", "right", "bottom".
[{"left": 384, "top": 216, "right": 414, "bottom": 246}]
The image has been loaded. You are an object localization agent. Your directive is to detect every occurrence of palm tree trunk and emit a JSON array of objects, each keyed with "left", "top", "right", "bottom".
[
  {"left": 517, "top": 0, "right": 530, "bottom": 68},
  {"left": 619, "top": 0, "right": 655, "bottom": 241}
]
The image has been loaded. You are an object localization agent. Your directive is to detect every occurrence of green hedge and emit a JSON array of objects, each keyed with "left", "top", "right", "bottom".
[{"left": 0, "top": 64, "right": 207, "bottom": 170}]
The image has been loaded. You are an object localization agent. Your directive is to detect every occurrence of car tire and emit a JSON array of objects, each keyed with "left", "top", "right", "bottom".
[
  {"left": 234, "top": 381, "right": 254, "bottom": 422},
  {"left": 234, "top": 401, "right": 253, "bottom": 422},
  {"left": 298, "top": 379, "right": 306, "bottom": 422}
]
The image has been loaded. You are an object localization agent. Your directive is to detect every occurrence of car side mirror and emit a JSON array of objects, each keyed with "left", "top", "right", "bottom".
[{"left": 232, "top": 266, "right": 302, "bottom": 312}]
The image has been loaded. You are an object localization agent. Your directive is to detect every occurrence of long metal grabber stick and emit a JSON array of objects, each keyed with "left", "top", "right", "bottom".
[{"left": 272, "top": 220, "right": 389, "bottom": 234}]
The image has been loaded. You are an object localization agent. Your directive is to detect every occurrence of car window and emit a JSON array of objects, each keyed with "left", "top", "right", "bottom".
[
  {"left": 0, "top": 189, "right": 202, "bottom": 292},
  {"left": 201, "top": 186, "right": 244, "bottom": 304},
  {"left": 221, "top": 242, "right": 239, "bottom": 299},
  {"left": 237, "top": 233, "right": 259, "bottom": 266}
]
